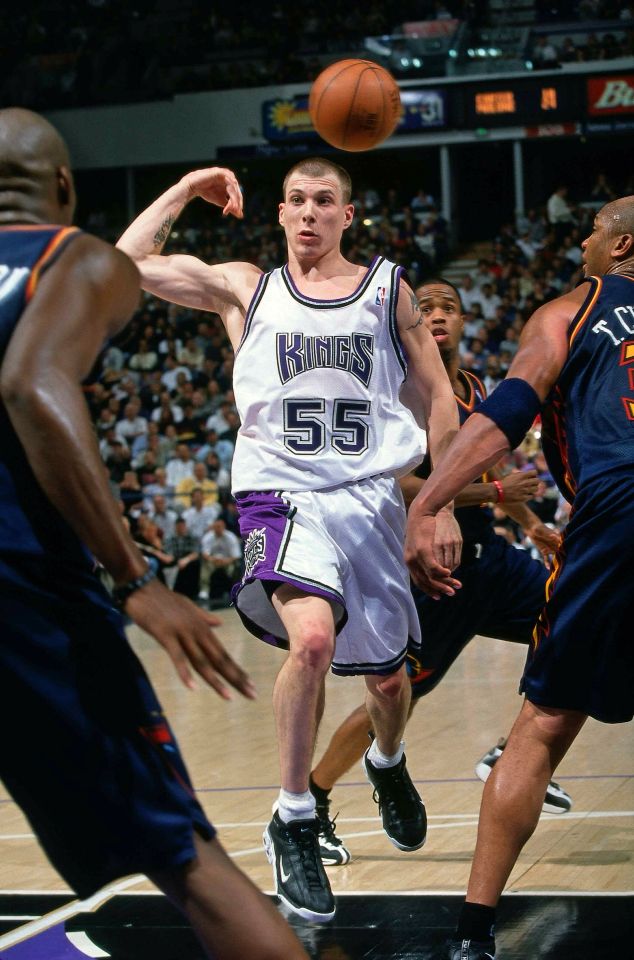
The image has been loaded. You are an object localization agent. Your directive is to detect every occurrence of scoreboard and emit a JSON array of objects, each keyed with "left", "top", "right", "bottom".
[{"left": 461, "top": 78, "right": 577, "bottom": 127}]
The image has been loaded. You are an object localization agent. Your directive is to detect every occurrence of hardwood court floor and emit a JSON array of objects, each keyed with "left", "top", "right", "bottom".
[{"left": 0, "top": 608, "right": 632, "bottom": 957}]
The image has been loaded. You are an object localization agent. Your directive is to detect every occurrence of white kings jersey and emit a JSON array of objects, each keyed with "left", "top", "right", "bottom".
[{"left": 230, "top": 256, "right": 426, "bottom": 493}]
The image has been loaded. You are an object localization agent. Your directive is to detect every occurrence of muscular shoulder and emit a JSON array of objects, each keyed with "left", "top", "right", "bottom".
[
  {"left": 23, "top": 232, "right": 142, "bottom": 342},
  {"left": 218, "top": 260, "right": 262, "bottom": 302},
  {"left": 56, "top": 233, "right": 140, "bottom": 315},
  {"left": 509, "top": 284, "right": 594, "bottom": 398},
  {"left": 529, "top": 281, "right": 592, "bottom": 330}
]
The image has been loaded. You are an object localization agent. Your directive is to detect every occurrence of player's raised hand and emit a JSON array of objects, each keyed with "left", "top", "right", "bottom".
[
  {"left": 124, "top": 578, "right": 256, "bottom": 699},
  {"left": 404, "top": 513, "right": 462, "bottom": 600},
  {"left": 182, "top": 167, "right": 244, "bottom": 219}
]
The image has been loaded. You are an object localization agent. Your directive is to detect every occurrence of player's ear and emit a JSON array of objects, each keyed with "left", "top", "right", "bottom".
[
  {"left": 342, "top": 203, "right": 354, "bottom": 231},
  {"left": 278, "top": 202, "right": 285, "bottom": 226},
  {"left": 612, "top": 231, "right": 633, "bottom": 259},
  {"left": 56, "top": 165, "right": 76, "bottom": 221}
]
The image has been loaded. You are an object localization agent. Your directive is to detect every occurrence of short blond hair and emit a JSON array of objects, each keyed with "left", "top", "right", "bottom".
[{"left": 282, "top": 157, "right": 352, "bottom": 204}]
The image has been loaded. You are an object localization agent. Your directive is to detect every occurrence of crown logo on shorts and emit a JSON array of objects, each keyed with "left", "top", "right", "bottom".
[{"left": 243, "top": 527, "right": 267, "bottom": 578}]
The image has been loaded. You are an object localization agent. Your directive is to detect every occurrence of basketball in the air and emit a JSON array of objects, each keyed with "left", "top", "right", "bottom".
[{"left": 308, "top": 59, "right": 401, "bottom": 152}]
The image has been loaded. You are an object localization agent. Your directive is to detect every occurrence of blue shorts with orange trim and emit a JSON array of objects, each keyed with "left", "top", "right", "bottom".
[
  {"left": 0, "top": 555, "right": 214, "bottom": 898},
  {"left": 406, "top": 532, "right": 547, "bottom": 699},
  {"left": 522, "top": 481, "right": 634, "bottom": 723}
]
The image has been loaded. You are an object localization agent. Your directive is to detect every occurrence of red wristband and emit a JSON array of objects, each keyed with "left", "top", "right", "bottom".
[{"left": 492, "top": 479, "right": 504, "bottom": 503}]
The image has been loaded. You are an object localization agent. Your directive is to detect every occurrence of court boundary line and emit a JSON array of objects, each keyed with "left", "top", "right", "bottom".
[
  {"left": 2, "top": 808, "right": 632, "bottom": 842},
  {"left": 0, "top": 876, "right": 145, "bottom": 951},
  {"left": 0, "top": 888, "right": 632, "bottom": 899}
]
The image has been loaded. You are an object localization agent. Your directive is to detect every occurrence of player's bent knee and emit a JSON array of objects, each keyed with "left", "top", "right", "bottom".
[{"left": 289, "top": 630, "right": 334, "bottom": 671}]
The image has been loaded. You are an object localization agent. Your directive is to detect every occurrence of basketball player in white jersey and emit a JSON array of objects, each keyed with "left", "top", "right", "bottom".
[{"left": 118, "top": 158, "right": 462, "bottom": 922}]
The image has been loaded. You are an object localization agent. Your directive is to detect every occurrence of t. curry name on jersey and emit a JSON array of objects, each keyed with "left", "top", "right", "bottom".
[
  {"left": 592, "top": 304, "right": 634, "bottom": 346},
  {"left": 276, "top": 332, "right": 375, "bottom": 387}
]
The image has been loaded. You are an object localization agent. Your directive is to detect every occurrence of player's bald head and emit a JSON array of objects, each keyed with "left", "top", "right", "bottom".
[
  {"left": 0, "top": 108, "right": 75, "bottom": 224},
  {"left": 600, "top": 196, "right": 634, "bottom": 238}
]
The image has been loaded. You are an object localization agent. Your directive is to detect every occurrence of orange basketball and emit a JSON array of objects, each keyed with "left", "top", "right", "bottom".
[{"left": 308, "top": 59, "right": 401, "bottom": 152}]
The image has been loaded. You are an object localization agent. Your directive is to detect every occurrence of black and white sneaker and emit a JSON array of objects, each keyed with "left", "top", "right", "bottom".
[
  {"left": 312, "top": 794, "right": 351, "bottom": 866},
  {"left": 263, "top": 811, "right": 336, "bottom": 922},
  {"left": 362, "top": 748, "right": 427, "bottom": 851},
  {"left": 446, "top": 937, "right": 496, "bottom": 959},
  {"left": 475, "top": 737, "right": 573, "bottom": 814}
]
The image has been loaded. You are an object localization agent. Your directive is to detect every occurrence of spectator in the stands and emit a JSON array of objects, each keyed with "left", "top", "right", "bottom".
[
  {"left": 129, "top": 337, "right": 159, "bottom": 372},
  {"left": 164, "top": 518, "right": 202, "bottom": 600},
  {"left": 410, "top": 188, "right": 435, "bottom": 211},
  {"left": 175, "top": 462, "right": 219, "bottom": 509},
  {"left": 132, "top": 514, "right": 173, "bottom": 581},
  {"left": 183, "top": 488, "right": 220, "bottom": 540},
  {"left": 160, "top": 354, "right": 191, "bottom": 393},
  {"left": 165, "top": 443, "right": 196, "bottom": 489},
  {"left": 176, "top": 403, "right": 203, "bottom": 444},
  {"left": 532, "top": 35, "right": 559, "bottom": 68},
  {"left": 142, "top": 466, "right": 170, "bottom": 509},
  {"left": 118, "top": 469, "right": 144, "bottom": 513},
  {"left": 547, "top": 185, "right": 575, "bottom": 243},
  {"left": 148, "top": 493, "right": 179, "bottom": 540},
  {"left": 477, "top": 282, "right": 502, "bottom": 320},
  {"left": 199, "top": 518, "right": 242, "bottom": 605},
  {"left": 151, "top": 391, "right": 184, "bottom": 431},
  {"left": 115, "top": 402, "right": 148, "bottom": 445},
  {"left": 457, "top": 274, "right": 481, "bottom": 313},
  {"left": 202, "top": 451, "right": 231, "bottom": 494},
  {"left": 483, "top": 355, "right": 503, "bottom": 395},
  {"left": 590, "top": 172, "right": 617, "bottom": 203},
  {"left": 178, "top": 336, "right": 206, "bottom": 370},
  {"left": 471, "top": 258, "right": 495, "bottom": 288},
  {"left": 105, "top": 439, "right": 131, "bottom": 484}
]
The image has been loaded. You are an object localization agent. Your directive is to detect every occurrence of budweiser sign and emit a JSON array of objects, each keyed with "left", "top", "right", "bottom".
[{"left": 588, "top": 76, "right": 634, "bottom": 116}]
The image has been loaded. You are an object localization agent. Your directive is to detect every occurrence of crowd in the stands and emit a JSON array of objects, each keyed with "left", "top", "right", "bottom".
[{"left": 2, "top": 0, "right": 630, "bottom": 109}]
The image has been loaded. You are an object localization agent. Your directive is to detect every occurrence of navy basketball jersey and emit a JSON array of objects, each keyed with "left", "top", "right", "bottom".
[
  {"left": 0, "top": 224, "right": 91, "bottom": 567},
  {"left": 416, "top": 368, "right": 493, "bottom": 543},
  {"left": 541, "top": 274, "right": 634, "bottom": 503}
]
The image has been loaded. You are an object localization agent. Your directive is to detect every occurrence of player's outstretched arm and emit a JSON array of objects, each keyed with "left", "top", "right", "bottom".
[
  {"left": 0, "top": 236, "right": 255, "bottom": 699},
  {"left": 405, "top": 287, "right": 582, "bottom": 591},
  {"left": 396, "top": 281, "right": 462, "bottom": 585},
  {"left": 117, "top": 167, "right": 260, "bottom": 317}
]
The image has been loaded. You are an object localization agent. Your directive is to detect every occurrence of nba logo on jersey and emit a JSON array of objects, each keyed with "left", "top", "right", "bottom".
[
  {"left": 375, "top": 286, "right": 386, "bottom": 306},
  {"left": 243, "top": 527, "right": 267, "bottom": 578}
]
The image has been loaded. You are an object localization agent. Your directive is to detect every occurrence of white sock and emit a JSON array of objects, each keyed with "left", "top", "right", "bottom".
[
  {"left": 277, "top": 788, "right": 316, "bottom": 823},
  {"left": 366, "top": 738, "right": 405, "bottom": 769}
]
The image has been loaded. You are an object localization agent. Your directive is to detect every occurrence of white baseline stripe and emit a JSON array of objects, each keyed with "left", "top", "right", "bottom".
[
  {"left": 0, "top": 875, "right": 145, "bottom": 951},
  {"left": 3, "top": 811, "right": 631, "bottom": 844},
  {"left": 213, "top": 809, "right": 634, "bottom": 829}
]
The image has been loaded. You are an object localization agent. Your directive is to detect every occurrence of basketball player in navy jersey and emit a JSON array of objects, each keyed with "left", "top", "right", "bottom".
[
  {"left": 307, "top": 279, "right": 569, "bottom": 868},
  {"left": 119, "top": 160, "right": 462, "bottom": 921},
  {"left": 408, "top": 200, "right": 634, "bottom": 959},
  {"left": 0, "top": 108, "right": 307, "bottom": 960}
]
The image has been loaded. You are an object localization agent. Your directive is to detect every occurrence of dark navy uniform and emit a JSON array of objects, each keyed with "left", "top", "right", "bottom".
[
  {"left": 524, "top": 275, "right": 634, "bottom": 723},
  {"left": 407, "top": 369, "right": 548, "bottom": 698},
  {"left": 0, "top": 226, "right": 214, "bottom": 897}
]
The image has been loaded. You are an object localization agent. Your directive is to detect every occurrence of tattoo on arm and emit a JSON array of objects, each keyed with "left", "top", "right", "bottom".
[
  {"left": 153, "top": 213, "right": 176, "bottom": 250},
  {"left": 405, "top": 290, "right": 423, "bottom": 330}
]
